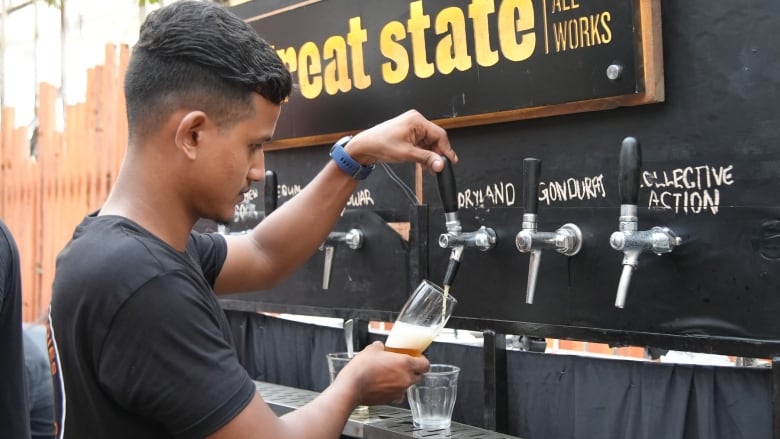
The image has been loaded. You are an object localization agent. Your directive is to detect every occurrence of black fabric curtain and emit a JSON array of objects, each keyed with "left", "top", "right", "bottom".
[
  {"left": 226, "top": 311, "right": 771, "bottom": 439},
  {"left": 502, "top": 351, "right": 770, "bottom": 439}
]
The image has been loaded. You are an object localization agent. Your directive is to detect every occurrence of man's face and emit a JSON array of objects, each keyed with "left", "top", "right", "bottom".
[{"left": 194, "top": 94, "right": 281, "bottom": 225}]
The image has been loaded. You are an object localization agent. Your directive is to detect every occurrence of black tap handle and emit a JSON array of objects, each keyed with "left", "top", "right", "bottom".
[
  {"left": 618, "top": 137, "right": 642, "bottom": 205},
  {"left": 264, "top": 170, "right": 278, "bottom": 214},
  {"left": 436, "top": 155, "right": 458, "bottom": 214},
  {"left": 523, "top": 158, "right": 541, "bottom": 215}
]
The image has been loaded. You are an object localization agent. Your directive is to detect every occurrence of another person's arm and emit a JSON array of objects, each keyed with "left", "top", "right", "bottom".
[{"left": 214, "top": 110, "right": 456, "bottom": 294}]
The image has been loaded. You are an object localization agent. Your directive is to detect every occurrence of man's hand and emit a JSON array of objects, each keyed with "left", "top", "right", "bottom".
[
  {"left": 344, "top": 110, "right": 458, "bottom": 174},
  {"left": 335, "top": 341, "right": 431, "bottom": 406}
]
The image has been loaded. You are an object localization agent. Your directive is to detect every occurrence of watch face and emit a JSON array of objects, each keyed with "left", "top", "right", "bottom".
[{"left": 336, "top": 135, "right": 353, "bottom": 147}]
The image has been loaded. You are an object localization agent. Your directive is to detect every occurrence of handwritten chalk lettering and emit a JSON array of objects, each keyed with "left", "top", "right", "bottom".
[
  {"left": 243, "top": 188, "right": 259, "bottom": 203},
  {"left": 233, "top": 202, "right": 260, "bottom": 222},
  {"left": 642, "top": 164, "right": 734, "bottom": 215},
  {"left": 232, "top": 188, "right": 261, "bottom": 223},
  {"left": 279, "top": 184, "right": 303, "bottom": 198},
  {"left": 538, "top": 174, "right": 606, "bottom": 205},
  {"left": 458, "top": 182, "right": 517, "bottom": 208},
  {"left": 647, "top": 189, "right": 721, "bottom": 215},
  {"left": 642, "top": 165, "right": 734, "bottom": 190},
  {"left": 346, "top": 189, "right": 376, "bottom": 207}
]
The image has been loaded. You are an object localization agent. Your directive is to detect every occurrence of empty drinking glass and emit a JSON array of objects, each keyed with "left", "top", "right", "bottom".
[{"left": 406, "top": 364, "right": 460, "bottom": 429}]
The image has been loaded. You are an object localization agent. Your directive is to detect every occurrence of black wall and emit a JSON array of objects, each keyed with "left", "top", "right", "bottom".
[{"left": 223, "top": 0, "right": 780, "bottom": 358}]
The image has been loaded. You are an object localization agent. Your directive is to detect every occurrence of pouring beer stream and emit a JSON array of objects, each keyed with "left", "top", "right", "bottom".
[
  {"left": 384, "top": 157, "right": 467, "bottom": 356},
  {"left": 436, "top": 156, "right": 460, "bottom": 324}
]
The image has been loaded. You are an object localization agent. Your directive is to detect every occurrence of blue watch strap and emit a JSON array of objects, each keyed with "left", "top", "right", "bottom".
[{"left": 329, "top": 136, "right": 374, "bottom": 180}]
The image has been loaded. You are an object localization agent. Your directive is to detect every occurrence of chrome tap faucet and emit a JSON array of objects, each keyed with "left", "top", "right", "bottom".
[
  {"left": 609, "top": 137, "right": 682, "bottom": 308},
  {"left": 320, "top": 228, "right": 364, "bottom": 290},
  {"left": 515, "top": 158, "right": 582, "bottom": 304},
  {"left": 436, "top": 156, "right": 497, "bottom": 288}
]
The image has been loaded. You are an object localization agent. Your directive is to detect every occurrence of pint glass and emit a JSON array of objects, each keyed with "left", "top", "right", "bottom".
[
  {"left": 326, "top": 352, "right": 370, "bottom": 418},
  {"left": 384, "top": 280, "right": 457, "bottom": 356},
  {"left": 407, "top": 364, "right": 460, "bottom": 429}
]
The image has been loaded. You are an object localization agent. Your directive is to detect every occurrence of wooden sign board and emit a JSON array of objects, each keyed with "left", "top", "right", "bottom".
[{"left": 239, "top": 0, "right": 663, "bottom": 149}]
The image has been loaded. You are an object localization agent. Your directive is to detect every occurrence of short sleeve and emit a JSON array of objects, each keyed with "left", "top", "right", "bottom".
[
  {"left": 97, "top": 272, "right": 255, "bottom": 439},
  {"left": 188, "top": 232, "right": 227, "bottom": 287}
]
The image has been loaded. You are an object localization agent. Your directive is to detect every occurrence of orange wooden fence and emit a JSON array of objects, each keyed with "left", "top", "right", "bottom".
[{"left": 1, "top": 44, "right": 130, "bottom": 322}]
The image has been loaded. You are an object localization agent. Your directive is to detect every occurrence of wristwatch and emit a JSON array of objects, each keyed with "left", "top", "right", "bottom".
[{"left": 329, "top": 136, "right": 375, "bottom": 180}]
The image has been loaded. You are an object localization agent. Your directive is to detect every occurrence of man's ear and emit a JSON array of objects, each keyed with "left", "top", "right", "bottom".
[{"left": 174, "top": 111, "right": 208, "bottom": 160}]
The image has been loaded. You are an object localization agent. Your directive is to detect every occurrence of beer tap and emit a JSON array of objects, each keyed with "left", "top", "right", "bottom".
[
  {"left": 609, "top": 137, "right": 682, "bottom": 308},
  {"left": 515, "top": 158, "right": 582, "bottom": 304},
  {"left": 320, "top": 228, "right": 364, "bottom": 290},
  {"left": 264, "top": 170, "right": 278, "bottom": 216},
  {"left": 436, "top": 156, "right": 497, "bottom": 289}
]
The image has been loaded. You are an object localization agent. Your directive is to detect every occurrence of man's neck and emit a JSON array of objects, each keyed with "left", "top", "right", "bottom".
[{"left": 101, "top": 173, "right": 194, "bottom": 252}]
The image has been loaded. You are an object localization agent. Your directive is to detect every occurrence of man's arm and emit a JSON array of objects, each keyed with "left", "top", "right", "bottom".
[
  {"left": 214, "top": 110, "right": 456, "bottom": 294},
  {"left": 208, "top": 342, "right": 430, "bottom": 439}
]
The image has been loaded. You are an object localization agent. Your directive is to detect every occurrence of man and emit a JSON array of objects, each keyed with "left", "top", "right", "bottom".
[
  {"left": 48, "top": 1, "right": 457, "bottom": 438},
  {"left": 0, "top": 219, "right": 31, "bottom": 439}
]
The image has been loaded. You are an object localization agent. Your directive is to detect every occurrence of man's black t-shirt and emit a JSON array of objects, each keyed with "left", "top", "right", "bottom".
[{"left": 49, "top": 214, "right": 256, "bottom": 438}]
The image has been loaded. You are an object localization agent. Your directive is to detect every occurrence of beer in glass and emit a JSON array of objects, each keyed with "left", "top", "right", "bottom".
[{"left": 384, "top": 280, "right": 457, "bottom": 356}]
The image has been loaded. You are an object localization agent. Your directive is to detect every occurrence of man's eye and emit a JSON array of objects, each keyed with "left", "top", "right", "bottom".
[{"left": 250, "top": 144, "right": 263, "bottom": 151}]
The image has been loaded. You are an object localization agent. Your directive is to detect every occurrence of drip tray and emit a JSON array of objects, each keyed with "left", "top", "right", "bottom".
[{"left": 255, "top": 381, "right": 521, "bottom": 438}]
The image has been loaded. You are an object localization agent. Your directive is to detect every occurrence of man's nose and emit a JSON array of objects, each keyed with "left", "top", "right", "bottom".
[{"left": 247, "top": 153, "right": 266, "bottom": 182}]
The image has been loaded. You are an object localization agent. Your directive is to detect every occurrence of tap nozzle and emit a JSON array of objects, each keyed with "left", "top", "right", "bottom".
[
  {"left": 443, "top": 254, "right": 461, "bottom": 288},
  {"left": 320, "top": 228, "right": 364, "bottom": 290},
  {"left": 515, "top": 158, "right": 582, "bottom": 304}
]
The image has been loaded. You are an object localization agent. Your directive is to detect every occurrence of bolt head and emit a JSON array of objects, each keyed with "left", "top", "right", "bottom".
[
  {"left": 515, "top": 231, "right": 532, "bottom": 252},
  {"left": 606, "top": 63, "right": 624, "bottom": 81},
  {"left": 610, "top": 232, "right": 625, "bottom": 250},
  {"left": 345, "top": 230, "right": 363, "bottom": 250}
]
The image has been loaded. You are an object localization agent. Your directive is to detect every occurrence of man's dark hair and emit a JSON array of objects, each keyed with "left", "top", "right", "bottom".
[{"left": 124, "top": 0, "right": 292, "bottom": 138}]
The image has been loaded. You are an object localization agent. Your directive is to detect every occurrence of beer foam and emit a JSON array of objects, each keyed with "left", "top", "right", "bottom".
[{"left": 385, "top": 321, "right": 437, "bottom": 352}]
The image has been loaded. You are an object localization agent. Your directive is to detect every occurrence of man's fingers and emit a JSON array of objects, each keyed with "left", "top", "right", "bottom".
[{"left": 430, "top": 154, "right": 444, "bottom": 173}]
